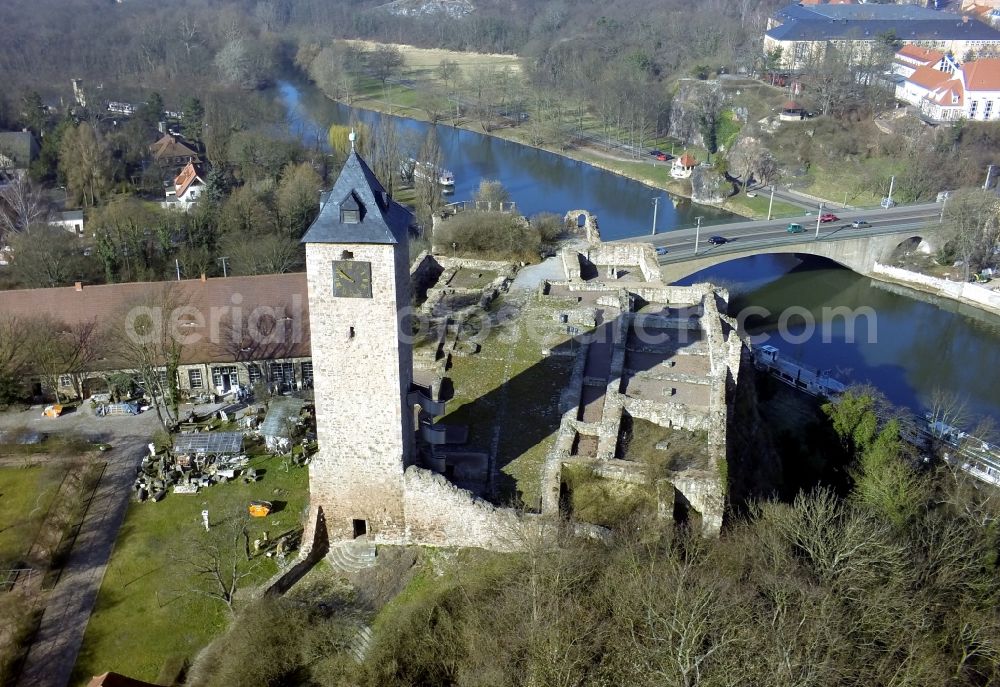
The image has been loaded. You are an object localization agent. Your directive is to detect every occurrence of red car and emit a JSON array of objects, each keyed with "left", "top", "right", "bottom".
[
  {"left": 819, "top": 213, "right": 839, "bottom": 223},
  {"left": 655, "top": 152, "right": 670, "bottom": 161}
]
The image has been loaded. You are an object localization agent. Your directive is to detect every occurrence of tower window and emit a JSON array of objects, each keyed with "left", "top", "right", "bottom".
[
  {"left": 348, "top": 326, "right": 355, "bottom": 339},
  {"left": 341, "top": 208, "right": 359, "bottom": 223},
  {"left": 341, "top": 250, "right": 354, "bottom": 260}
]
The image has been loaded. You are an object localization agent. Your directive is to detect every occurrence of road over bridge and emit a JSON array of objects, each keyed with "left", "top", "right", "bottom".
[{"left": 616, "top": 202, "right": 945, "bottom": 282}]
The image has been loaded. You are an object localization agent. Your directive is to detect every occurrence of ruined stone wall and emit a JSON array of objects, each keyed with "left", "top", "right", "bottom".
[
  {"left": 564, "top": 210, "right": 601, "bottom": 243},
  {"left": 583, "top": 243, "right": 661, "bottom": 282},
  {"left": 403, "top": 466, "right": 521, "bottom": 550},
  {"left": 409, "top": 250, "right": 444, "bottom": 300}
]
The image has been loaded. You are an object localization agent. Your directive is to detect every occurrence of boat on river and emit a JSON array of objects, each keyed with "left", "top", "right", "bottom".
[
  {"left": 753, "top": 344, "right": 847, "bottom": 399},
  {"left": 403, "top": 158, "right": 455, "bottom": 187}
]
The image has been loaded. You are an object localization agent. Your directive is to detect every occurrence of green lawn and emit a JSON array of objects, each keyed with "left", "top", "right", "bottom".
[
  {"left": 724, "top": 193, "right": 803, "bottom": 220},
  {"left": 72, "top": 450, "right": 310, "bottom": 685},
  {"left": 439, "top": 297, "right": 575, "bottom": 509},
  {"left": 0, "top": 465, "right": 68, "bottom": 565}
]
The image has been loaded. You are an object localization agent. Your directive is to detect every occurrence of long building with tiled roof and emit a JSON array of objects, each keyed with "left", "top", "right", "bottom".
[
  {"left": 765, "top": 3, "right": 1000, "bottom": 70},
  {"left": 0, "top": 273, "right": 314, "bottom": 398},
  {"left": 895, "top": 51, "right": 1000, "bottom": 122}
]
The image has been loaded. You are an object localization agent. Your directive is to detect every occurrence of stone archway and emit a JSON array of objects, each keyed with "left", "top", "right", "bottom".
[{"left": 564, "top": 210, "right": 601, "bottom": 243}]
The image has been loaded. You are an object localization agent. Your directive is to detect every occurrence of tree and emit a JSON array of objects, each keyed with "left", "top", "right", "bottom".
[
  {"left": 222, "top": 233, "right": 300, "bottom": 276},
  {"left": 8, "top": 225, "right": 85, "bottom": 287},
  {"left": 474, "top": 179, "right": 512, "bottom": 208},
  {"left": 367, "top": 44, "right": 404, "bottom": 88},
  {"left": 0, "top": 315, "right": 30, "bottom": 406},
  {"left": 183, "top": 97, "right": 205, "bottom": 140},
  {"left": 218, "top": 185, "right": 276, "bottom": 237},
  {"left": 114, "top": 286, "right": 189, "bottom": 428},
  {"left": 137, "top": 92, "right": 164, "bottom": 129},
  {"left": 59, "top": 123, "right": 112, "bottom": 207},
  {"left": 0, "top": 176, "right": 46, "bottom": 238},
  {"left": 175, "top": 507, "right": 262, "bottom": 613},
  {"left": 276, "top": 162, "right": 322, "bottom": 238},
  {"left": 414, "top": 128, "right": 444, "bottom": 223},
  {"left": 942, "top": 188, "right": 1000, "bottom": 280}
]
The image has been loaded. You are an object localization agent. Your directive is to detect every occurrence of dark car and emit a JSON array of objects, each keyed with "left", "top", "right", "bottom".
[
  {"left": 707, "top": 235, "right": 728, "bottom": 245},
  {"left": 650, "top": 149, "right": 664, "bottom": 157},
  {"left": 786, "top": 223, "right": 805, "bottom": 234},
  {"left": 655, "top": 246, "right": 669, "bottom": 256}
]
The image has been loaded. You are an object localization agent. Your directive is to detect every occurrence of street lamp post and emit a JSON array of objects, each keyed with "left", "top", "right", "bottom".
[
  {"left": 886, "top": 175, "right": 895, "bottom": 207},
  {"left": 694, "top": 216, "right": 703, "bottom": 255},
  {"left": 940, "top": 194, "right": 948, "bottom": 223},
  {"left": 651, "top": 196, "right": 659, "bottom": 236},
  {"left": 815, "top": 203, "right": 823, "bottom": 239},
  {"left": 217, "top": 256, "right": 229, "bottom": 278},
  {"left": 767, "top": 185, "right": 775, "bottom": 221}
]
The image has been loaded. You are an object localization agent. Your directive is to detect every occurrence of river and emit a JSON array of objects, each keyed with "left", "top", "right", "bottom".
[
  {"left": 276, "top": 78, "right": 1000, "bottom": 427},
  {"left": 276, "top": 79, "right": 734, "bottom": 241}
]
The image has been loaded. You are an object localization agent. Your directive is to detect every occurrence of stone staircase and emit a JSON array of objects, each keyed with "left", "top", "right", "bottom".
[
  {"left": 326, "top": 537, "right": 376, "bottom": 573},
  {"left": 349, "top": 625, "right": 374, "bottom": 663}
]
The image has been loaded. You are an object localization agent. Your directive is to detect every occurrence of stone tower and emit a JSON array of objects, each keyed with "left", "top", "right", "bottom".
[{"left": 301, "top": 148, "right": 414, "bottom": 543}]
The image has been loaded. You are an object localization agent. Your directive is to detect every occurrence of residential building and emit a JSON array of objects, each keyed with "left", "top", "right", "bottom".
[
  {"left": 765, "top": 3, "right": 1000, "bottom": 70},
  {"left": 0, "top": 130, "right": 39, "bottom": 179},
  {"left": 148, "top": 133, "right": 200, "bottom": 168},
  {"left": 0, "top": 273, "right": 314, "bottom": 400},
  {"left": 163, "top": 161, "right": 205, "bottom": 210},
  {"left": 670, "top": 153, "right": 698, "bottom": 179},
  {"left": 49, "top": 210, "right": 85, "bottom": 236},
  {"left": 895, "top": 54, "right": 1000, "bottom": 121}
]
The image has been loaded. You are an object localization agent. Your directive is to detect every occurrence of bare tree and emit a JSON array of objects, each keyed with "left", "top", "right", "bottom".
[
  {"left": 0, "top": 176, "right": 46, "bottom": 237},
  {"left": 176, "top": 507, "right": 263, "bottom": 613},
  {"left": 942, "top": 189, "right": 1000, "bottom": 280}
]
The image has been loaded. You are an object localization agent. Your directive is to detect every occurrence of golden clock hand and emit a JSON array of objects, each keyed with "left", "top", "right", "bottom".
[{"left": 337, "top": 268, "right": 355, "bottom": 283}]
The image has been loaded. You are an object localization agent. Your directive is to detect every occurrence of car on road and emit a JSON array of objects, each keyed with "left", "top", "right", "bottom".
[
  {"left": 707, "top": 235, "right": 728, "bottom": 245},
  {"left": 851, "top": 219, "right": 872, "bottom": 228},
  {"left": 650, "top": 149, "right": 664, "bottom": 158},
  {"left": 786, "top": 223, "right": 806, "bottom": 234},
  {"left": 880, "top": 197, "right": 896, "bottom": 209},
  {"left": 655, "top": 246, "right": 669, "bottom": 255},
  {"left": 819, "top": 213, "right": 839, "bottom": 223},
  {"left": 655, "top": 152, "right": 671, "bottom": 161}
]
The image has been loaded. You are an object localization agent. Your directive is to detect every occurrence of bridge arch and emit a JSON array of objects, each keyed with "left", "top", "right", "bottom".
[{"left": 658, "top": 228, "right": 940, "bottom": 284}]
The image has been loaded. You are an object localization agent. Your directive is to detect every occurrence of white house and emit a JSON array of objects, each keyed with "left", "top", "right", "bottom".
[
  {"left": 163, "top": 161, "right": 205, "bottom": 211},
  {"left": 49, "top": 210, "right": 85, "bottom": 236},
  {"left": 670, "top": 153, "right": 698, "bottom": 180},
  {"left": 896, "top": 55, "right": 1000, "bottom": 122}
]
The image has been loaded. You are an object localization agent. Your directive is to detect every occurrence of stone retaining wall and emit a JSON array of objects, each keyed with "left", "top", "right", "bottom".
[{"left": 872, "top": 262, "right": 1000, "bottom": 316}]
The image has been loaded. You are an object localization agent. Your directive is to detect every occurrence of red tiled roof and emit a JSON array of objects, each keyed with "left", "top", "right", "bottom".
[
  {"left": 909, "top": 64, "right": 955, "bottom": 90},
  {"left": 962, "top": 57, "right": 1000, "bottom": 91},
  {"left": 174, "top": 161, "right": 205, "bottom": 198},
  {"left": 782, "top": 100, "right": 803, "bottom": 110},
  {"left": 0, "top": 274, "right": 311, "bottom": 367},
  {"left": 896, "top": 44, "right": 945, "bottom": 65},
  {"left": 678, "top": 153, "right": 697, "bottom": 167}
]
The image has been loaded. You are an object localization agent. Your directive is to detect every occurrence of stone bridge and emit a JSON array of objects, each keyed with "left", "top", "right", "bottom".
[{"left": 659, "top": 226, "right": 939, "bottom": 283}]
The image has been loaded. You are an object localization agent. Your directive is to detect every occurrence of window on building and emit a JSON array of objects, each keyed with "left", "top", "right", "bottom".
[
  {"left": 188, "top": 369, "right": 203, "bottom": 389},
  {"left": 301, "top": 362, "right": 313, "bottom": 386},
  {"left": 157, "top": 369, "right": 168, "bottom": 386},
  {"left": 248, "top": 363, "right": 263, "bottom": 386},
  {"left": 59, "top": 375, "right": 72, "bottom": 387},
  {"left": 985, "top": 101, "right": 994, "bottom": 120},
  {"left": 970, "top": 100, "right": 979, "bottom": 118},
  {"left": 270, "top": 362, "right": 295, "bottom": 383}
]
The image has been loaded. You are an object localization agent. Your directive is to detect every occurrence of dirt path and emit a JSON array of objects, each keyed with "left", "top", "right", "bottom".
[{"left": 15, "top": 435, "right": 148, "bottom": 687}]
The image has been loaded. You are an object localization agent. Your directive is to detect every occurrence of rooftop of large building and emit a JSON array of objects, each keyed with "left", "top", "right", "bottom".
[{"left": 768, "top": 2, "right": 1000, "bottom": 41}]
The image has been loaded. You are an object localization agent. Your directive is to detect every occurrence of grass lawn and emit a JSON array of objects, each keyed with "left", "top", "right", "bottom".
[
  {"left": 71, "top": 450, "right": 310, "bottom": 686},
  {"left": 440, "top": 296, "right": 575, "bottom": 509},
  {"left": 724, "top": 193, "right": 803, "bottom": 220},
  {"left": 0, "top": 464, "right": 69, "bottom": 565}
]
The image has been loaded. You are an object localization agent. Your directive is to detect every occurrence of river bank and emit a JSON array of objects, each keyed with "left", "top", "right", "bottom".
[{"left": 871, "top": 263, "right": 1000, "bottom": 318}]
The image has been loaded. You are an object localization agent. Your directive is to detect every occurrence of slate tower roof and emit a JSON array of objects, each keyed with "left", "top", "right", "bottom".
[{"left": 301, "top": 150, "right": 412, "bottom": 245}]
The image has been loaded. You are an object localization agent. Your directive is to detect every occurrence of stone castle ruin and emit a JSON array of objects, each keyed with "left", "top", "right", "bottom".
[{"left": 299, "top": 150, "right": 744, "bottom": 561}]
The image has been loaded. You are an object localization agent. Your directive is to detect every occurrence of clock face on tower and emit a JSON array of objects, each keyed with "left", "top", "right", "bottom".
[{"left": 332, "top": 259, "right": 372, "bottom": 298}]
